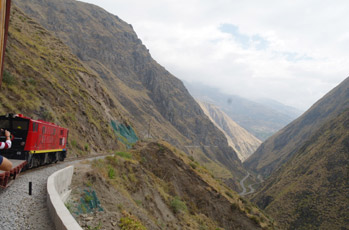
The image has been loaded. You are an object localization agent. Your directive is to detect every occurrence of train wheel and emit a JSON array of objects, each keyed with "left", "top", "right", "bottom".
[
  {"left": 58, "top": 151, "right": 66, "bottom": 161},
  {"left": 26, "top": 154, "right": 34, "bottom": 169},
  {"left": 54, "top": 152, "right": 59, "bottom": 163},
  {"left": 43, "top": 153, "right": 49, "bottom": 164}
]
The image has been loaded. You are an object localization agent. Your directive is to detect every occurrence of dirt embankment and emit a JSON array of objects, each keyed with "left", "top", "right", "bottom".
[{"left": 69, "top": 142, "right": 269, "bottom": 230}]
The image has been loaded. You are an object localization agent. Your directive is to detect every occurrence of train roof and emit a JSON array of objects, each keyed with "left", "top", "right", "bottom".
[{"left": 0, "top": 114, "right": 68, "bottom": 130}]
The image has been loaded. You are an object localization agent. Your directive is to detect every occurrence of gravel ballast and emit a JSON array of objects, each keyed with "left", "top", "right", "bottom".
[{"left": 0, "top": 162, "right": 71, "bottom": 230}]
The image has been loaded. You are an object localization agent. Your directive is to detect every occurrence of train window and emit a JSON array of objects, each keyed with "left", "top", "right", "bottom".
[
  {"left": 13, "top": 120, "right": 28, "bottom": 130},
  {"left": 60, "top": 130, "right": 64, "bottom": 135},
  {"left": 53, "top": 128, "right": 56, "bottom": 135},
  {"left": 0, "top": 119, "right": 10, "bottom": 129},
  {"left": 42, "top": 126, "right": 46, "bottom": 134},
  {"left": 59, "top": 138, "right": 65, "bottom": 146},
  {"left": 32, "top": 122, "right": 38, "bottom": 132}
]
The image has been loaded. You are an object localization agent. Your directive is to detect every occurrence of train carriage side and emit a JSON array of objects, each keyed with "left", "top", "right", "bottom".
[{"left": 25, "top": 118, "right": 68, "bottom": 168}]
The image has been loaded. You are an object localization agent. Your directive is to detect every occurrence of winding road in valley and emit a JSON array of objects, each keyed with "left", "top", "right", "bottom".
[
  {"left": 239, "top": 172, "right": 263, "bottom": 196},
  {"left": 239, "top": 172, "right": 250, "bottom": 196}
]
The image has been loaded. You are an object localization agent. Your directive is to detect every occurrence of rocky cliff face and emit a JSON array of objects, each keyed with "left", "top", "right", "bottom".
[
  {"left": 198, "top": 100, "right": 261, "bottom": 162},
  {"left": 244, "top": 77, "right": 349, "bottom": 177},
  {"left": 13, "top": 0, "right": 247, "bottom": 189}
]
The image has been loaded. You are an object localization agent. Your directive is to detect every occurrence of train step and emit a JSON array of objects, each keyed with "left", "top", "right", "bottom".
[{"left": 0, "top": 159, "right": 27, "bottom": 188}]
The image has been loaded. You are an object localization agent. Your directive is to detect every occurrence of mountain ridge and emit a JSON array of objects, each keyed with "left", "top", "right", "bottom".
[{"left": 244, "top": 77, "right": 349, "bottom": 177}]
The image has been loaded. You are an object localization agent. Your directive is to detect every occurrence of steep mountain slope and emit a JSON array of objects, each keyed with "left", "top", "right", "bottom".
[
  {"left": 1, "top": 5, "right": 128, "bottom": 155},
  {"left": 185, "top": 81, "right": 299, "bottom": 141},
  {"left": 198, "top": 100, "right": 261, "bottom": 162},
  {"left": 252, "top": 109, "right": 349, "bottom": 229},
  {"left": 244, "top": 77, "right": 349, "bottom": 177},
  {"left": 70, "top": 141, "right": 276, "bottom": 230},
  {"left": 14, "top": 0, "right": 247, "bottom": 189}
]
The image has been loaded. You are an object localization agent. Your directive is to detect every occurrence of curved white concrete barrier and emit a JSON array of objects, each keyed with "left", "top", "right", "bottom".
[{"left": 47, "top": 165, "right": 83, "bottom": 230}]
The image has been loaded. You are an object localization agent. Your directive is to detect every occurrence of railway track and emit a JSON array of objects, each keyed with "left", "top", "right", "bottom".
[{"left": 0, "top": 153, "right": 110, "bottom": 230}]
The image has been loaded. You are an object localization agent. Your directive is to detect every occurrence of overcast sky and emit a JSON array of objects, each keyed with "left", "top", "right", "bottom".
[{"left": 79, "top": 0, "right": 348, "bottom": 110}]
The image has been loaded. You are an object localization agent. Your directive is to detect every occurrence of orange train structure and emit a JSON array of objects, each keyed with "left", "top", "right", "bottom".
[{"left": 0, "top": 0, "right": 11, "bottom": 87}]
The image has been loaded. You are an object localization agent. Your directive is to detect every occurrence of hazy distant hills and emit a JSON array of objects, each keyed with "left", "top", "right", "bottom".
[
  {"left": 185, "top": 81, "right": 302, "bottom": 141},
  {"left": 254, "top": 98, "right": 302, "bottom": 119},
  {"left": 252, "top": 108, "right": 349, "bottom": 229},
  {"left": 13, "top": 0, "right": 248, "bottom": 189},
  {"left": 198, "top": 100, "right": 261, "bottom": 162},
  {"left": 244, "top": 77, "right": 349, "bottom": 177}
]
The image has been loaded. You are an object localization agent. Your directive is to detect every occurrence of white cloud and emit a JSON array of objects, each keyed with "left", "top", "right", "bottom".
[{"left": 79, "top": 0, "right": 348, "bottom": 110}]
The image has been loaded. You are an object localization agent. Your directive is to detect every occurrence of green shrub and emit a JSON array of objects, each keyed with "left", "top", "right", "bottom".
[
  {"left": 87, "top": 222, "right": 102, "bottom": 230},
  {"left": 119, "top": 216, "right": 146, "bottom": 230},
  {"left": 108, "top": 167, "right": 116, "bottom": 179},
  {"left": 71, "top": 140, "right": 77, "bottom": 148},
  {"left": 115, "top": 151, "right": 132, "bottom": 159},
  {"left": 26, "top": 77, "right": 36, "bottom": 85},
  {"left": 135, "top": 200, "right": 142, "bottom": 206},
  {"left": 65, "top": 201, "right": 73, "bottom": 212},
  {"left": 170, "top": 196, "right": 187, "bottom": 214},
  {"left": 190, "top": 162, "right": 197, "bottom": 169},
  {"left": 41, "top": 109, "right": 53, "bottom": 121},
  {"left": 84, "top": 194, "right": 93, "bottom": 203},
  {"left": 84, "top": 180, "right": 93, "bottom": 187},
  {"left": 2, "top": 70, "right": 16, "bottom": 85}
]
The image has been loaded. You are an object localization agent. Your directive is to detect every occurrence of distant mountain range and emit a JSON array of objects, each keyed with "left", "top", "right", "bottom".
[
  {"left": 197, "top": 100, "right": 261, "bottom": 162},
  {"left": 185, "top": 81, "right": 302, "bottom": 141},
  {"left": 254, "top": 97, "right": 302, "bottom": 119}
]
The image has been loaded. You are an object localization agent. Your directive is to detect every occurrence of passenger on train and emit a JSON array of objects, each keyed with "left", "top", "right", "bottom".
[{"left": 0, "top": 130, "right": 12, "bottom": 171}]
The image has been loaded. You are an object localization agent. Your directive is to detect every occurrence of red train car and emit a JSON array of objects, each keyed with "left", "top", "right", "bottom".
[{"left": 0, "top": 114, "right": 68, "bottom": 168}]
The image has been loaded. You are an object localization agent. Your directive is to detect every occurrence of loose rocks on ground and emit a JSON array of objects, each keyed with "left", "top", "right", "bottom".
[{"left": 0, "top": 162, "right": 70, "bottom": 230}]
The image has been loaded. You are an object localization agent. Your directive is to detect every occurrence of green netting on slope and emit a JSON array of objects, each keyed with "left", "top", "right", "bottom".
[
  {"left": 73, "top": 189, "right": 104, "bottom": 215},
  {"left": 111, "top": 120, "right": 138, "bottom": 148}
]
